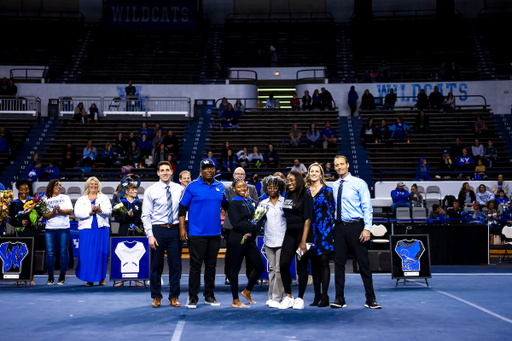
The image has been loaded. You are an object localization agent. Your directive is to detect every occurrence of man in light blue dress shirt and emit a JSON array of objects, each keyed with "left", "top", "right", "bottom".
[{"left": 330, "top": 155, "right": 381, "bottom": 309}]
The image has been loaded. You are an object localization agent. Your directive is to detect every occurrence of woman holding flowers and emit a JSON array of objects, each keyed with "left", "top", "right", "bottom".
[
  {"left": 74, "top": 177, "right": 112, "bottom": 286},
  {"left": 9, "top": 180, "right": 37, "bottom": 285},
  {"left": 113, "top": 183, "right": 143, "bottom": 287},
  {"left": 305, "top": 163, "right": 335, "bottom": 307},
  {"left": 42, "top": 180, "right": 73, "bottom": 285},
  {"left": 226, "top": 178, "right": 265, "bottom": 308}
]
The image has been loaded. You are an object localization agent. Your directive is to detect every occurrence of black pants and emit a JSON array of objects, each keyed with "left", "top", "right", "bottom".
[
  {"left": 223, "top": 229, "right": 254, "bottom": 279},
  {"left": 311, "top": 253, "right": 331, "bottom": 301},
  {"left": 349, "top": 103, "right": 357, "bottom": 116},
  {"left": 188, "top": 235, "right": 221, "bottom": 300},
  {"left": 150, "top": 225, "right": 182, "bottom": 299},
  {"left": 333, "top": 221, "right": 375, "bottom": 301},
  {"left": 280, "top": 224, "right": 313, "bottom": 299},
  {"left": 227, "top": 230, "right": 265, "bottom": 300}
]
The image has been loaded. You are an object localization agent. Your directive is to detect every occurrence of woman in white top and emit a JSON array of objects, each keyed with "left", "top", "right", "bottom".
[
  {"left": 258, "top": 176, "right": 287, "bottom": 308},
  {"left": 74, "top": 177, "right": 112, "bottom": 286},
  {"left": 247, "top": 146, "right": 264, "bottom": 168},
  {"left": 42, "top": 180, "right": 73, "bottom": 285},
  {"left": 476, "top": 184, "right": 495, "bottom": 206},
  {"left": 472, "top": 139, "right": 484, "bottom": 165}
]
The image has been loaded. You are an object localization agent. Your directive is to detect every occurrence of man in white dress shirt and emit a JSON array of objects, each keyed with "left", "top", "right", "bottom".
[{"left": 142, "top": 161, "right": 184, "bottom": 308}]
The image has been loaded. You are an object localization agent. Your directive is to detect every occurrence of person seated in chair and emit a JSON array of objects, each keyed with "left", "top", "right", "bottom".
[
  {"left": 391, "top": 182, "right": 411, "bottom": 215},
  {"left": 428, "top": 204, "right": 447, "bottom": 222},
  {"left": 460, "top": 202, "right": 485, "bottom": 224},
  {"left": 446, "top": 199, "right": 463, "bottom": 222}
]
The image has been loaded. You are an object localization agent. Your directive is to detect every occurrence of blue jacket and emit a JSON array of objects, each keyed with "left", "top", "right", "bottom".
[
  {"left": 389, "top": 123, "right": 410, "bottom": 139},
  {"left": 25, "top": 165, "right": 41, "bottom": 181},
  {"left": 391, "top": 189, "right": 410, "bottom": 204},
  {"left": 348, "top": 90, "right": 359, "bottom": 105},
  {"left": 102, "top": 148, "right": 115, "bottom": 159},
  {"left": 44, "top": 165, "right": 60, "bottom": 180},
  {"left": 415, "top": 163, "right": 431, "bottom": 179},
  {"left": 457, "top": 155, "right": 474, "bottom": 166}
]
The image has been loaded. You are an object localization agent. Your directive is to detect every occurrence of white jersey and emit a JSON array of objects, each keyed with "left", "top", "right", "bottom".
[{"left": 114, "top": 241, "right": 146, "bottom": 273}]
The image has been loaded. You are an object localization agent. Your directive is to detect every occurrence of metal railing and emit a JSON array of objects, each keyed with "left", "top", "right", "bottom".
[
  {"left": 101, "top": 97, "right": 190, "bottom": 117},
  {"left": 226, "top": 12, "right": 334, "bottom": 22},
  {"left": 58, "top": 97, "right": 102, "bottom": 116},
  {"left": 378, "top": 170, "right": 512, "bottom": 182},
  {"left": 296, "top": 68, "right": 327, "bottom": 82},
  {"left": 214, "top": 98, "right": 261, "bottom": 110},
  {"left": 0, "top": 10, "right": 85, "bottom": 20},
  {"left": 0, "top": 96, "right": 41, "bottom": 116},
  {"left": 363, "top": 95, "right": 488, "bottom": 109},
  {"left": 10, "top": 67, "right": 48, "bottom": 82},
  {"left": 478, "top": 7, "right": 512, "bottom": 17},
  {"left": 226, "top": 70, "right": 258, "bottom": 84},
  {"left": 351, "top": 9, "right": 462, "bottom": 20}
]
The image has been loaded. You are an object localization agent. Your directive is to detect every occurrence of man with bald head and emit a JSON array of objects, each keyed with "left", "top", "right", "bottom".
[{"left": 222, "top": 167, "right": 260, "bottom": 284}]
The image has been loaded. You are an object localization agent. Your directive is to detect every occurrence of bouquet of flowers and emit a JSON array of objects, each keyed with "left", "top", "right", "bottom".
[
  {"left": 113, "top": 202, "right": 128, "bottom": 215},
  {"left": 241, "top": 206, "right": 269, "bottom": 244},
  {"left": 19, "top": 195, "right": 51, "bottom": 231},
  {"left": 0, "top": 190, "right": 14, "bottom": 222}
]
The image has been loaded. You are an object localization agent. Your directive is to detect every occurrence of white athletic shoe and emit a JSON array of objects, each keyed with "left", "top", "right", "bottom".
[
  {"left": 266, "top": 300, "right": 272, "bottom": 306},
  {"left": 278, "top": 296, "right": 294, "bottom": 310},
  {"left": 269, "top": 300, "right": 280, "bottom": 308},
  {"left": 293, "top": 297, "right": 305, "bottom": 310}
]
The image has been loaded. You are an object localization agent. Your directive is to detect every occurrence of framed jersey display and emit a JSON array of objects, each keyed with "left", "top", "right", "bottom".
[
  {"left": 109, "top": 237, "right": 150, "bottom": 282},
  {"left": 0, "top": 237, "right": 34, "bottom": 281},
  {"left": 390, "top": 234, "right": 431, "bottom": 286}
]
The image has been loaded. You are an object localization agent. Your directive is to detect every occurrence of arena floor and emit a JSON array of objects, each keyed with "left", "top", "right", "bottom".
[{"left": 1, "top": 265, "right": 511, "bottom": 340}]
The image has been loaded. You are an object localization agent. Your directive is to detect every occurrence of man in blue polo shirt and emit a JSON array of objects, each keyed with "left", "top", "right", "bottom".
[
  {"left": 179, "top": 159, "right": 228, "bottom": 308},
  {"left": 321, "top": 121, "right": 337, "bottom": 149}
]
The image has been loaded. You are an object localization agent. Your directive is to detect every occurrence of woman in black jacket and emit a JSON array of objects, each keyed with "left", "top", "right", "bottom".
[
  {"left": 416, "top": 89, "right": 428, "bottom": 110},
  {"left": 458, "top": 182, "right": 476, "bottom": 208},
  {"left": 360, "top": 118, "right": 376, "bottom": 145},
  {"left": 414, "top": 110, "right": 431, "bottom": 133},
  {"left": 360, "top": 89, "right": 376, "bottom": 110},
  {"left": 227, "top": 178, "right": 265, "bottom": 308},
  {"left": 265, "top": 143, "right": 280, "bottom": 168}
]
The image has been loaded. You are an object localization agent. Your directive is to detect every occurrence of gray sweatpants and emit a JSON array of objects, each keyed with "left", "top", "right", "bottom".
[{"left": 266, "top": 246, "right": 285, "bottom": 302}]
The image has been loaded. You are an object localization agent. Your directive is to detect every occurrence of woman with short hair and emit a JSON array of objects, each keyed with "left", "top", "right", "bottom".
[{"left": 74, "top": 177, "right": 112, "bottom": 286}]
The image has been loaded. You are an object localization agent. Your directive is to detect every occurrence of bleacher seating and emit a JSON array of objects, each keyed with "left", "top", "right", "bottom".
[
  {"left": 359, "top": 106, "right": 507, "bottom": 181},
  {"left": 349, "top": 18, "right": 479, "bottom": 82},
  {"left": 0, "top": 118, "right": 36, "bottom": 176},
  {"left": 80, "top": 25, "right": 208, "bottom": 84},
  {"left": 206, "top": 108, "right": 340, "bottom": 176},
  {"left": 0, "top": 17, "right": 83, "bottom": 81},
  {"left": 479, "top": 12, "right": 512, "bottom": 79},
  {"left": 40, "top": 118, "right": 189, "bottom": 181}
]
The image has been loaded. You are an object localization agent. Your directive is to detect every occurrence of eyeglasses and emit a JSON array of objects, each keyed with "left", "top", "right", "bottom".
[{"left": 267, "top": 186, "right": 278, "bottom": 190}]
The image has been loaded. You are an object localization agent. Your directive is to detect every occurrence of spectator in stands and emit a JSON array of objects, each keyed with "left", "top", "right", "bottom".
[
  {"left": 138, "top": 134, "right": 152, "bottom": 158},
  {"left": 264, "top": 143, "right": 279, "bottom": 168},
  {"left": 428, "top": 204, "right": 447, "bottom": 221},
  {"left": 414, "top": 158, "right": 431, "bottom": 181},
  {"left": 416, "top": 89, "right": 429, "bottom": 110},
  {"left": 221, "top": 141, "right": 231, "bottom": 160},
  {"left": 482, "top": 200, "right": 501, "bottom": 233},
  {"left": 474, "top": 159, "right": 486, "bottom": 180},
  {"left": 82, "top": 140, "right": 97, "bottom": 167},
  {"left": 222, "top": 149, "right": 237, "bottom": 172},
  {"left": 369, "top": 70, "right": 378, "bottom": 83},
  {"left": 255, "top": 48, "right": 265, "bottom": 67},
  {"left": 306, "top": 123, "right": 321, "bottom": 148},
  {"left": 0, "top": 77, "right": 8, "bottom": 95},
  {"left": 32, "top": 153, "right": 40, "bottom": 166},
  {"left": 447, "top": 199, "right": 463, "bottom": 221},
  {"left": 312, "top": 89, "right": 322, "bottom": 110},
  {"left": 163, "top": 130, "right": 179, "bottom": 156},
  {"left": 127, "top": 141, "right": 141, "bottom": 165},
  {"left": 384, "top": 88, "right": 397, "bottom": 110},
  {"left": 150, "top": 123, "right": 164, "bottom": 140},
  {"left": 290, "top": 93, "right": 301, "bottom": 111},
  {"left": 25, "top": 160, "right": 42, "bottom": 182},
  {"left": 485, "top": 140, "right": 498, "bottom": 168},
  {"left": 476, "top": 184, "right": 495, "bottom": 206},
  {"left": 247, "top": 173, "right": 262, "bottom": 195},
  {"left": 248, "top": 146, "right": 264, "bottom": 168},
  {"left": 439, "top": 150, "right": 454, "bottom": 178},
  {"left": 320, "top": 87, "right": 333, "bottom": 110},
  {"left": 73, "top": 102, "right": 86, "bottom": 123},
  {"left": 458, "top": 182, "right": 476, "bottom": 208},
  {"left": 61, "top": 152, "right": 76, "bottom": 171},
  {"left": 270, "top": 46, "right": 278, "bottom": 67},
  {"left": 266, "top": 94, "right": 280, "bottom": 111},
  {"left": 234, "top": 99, "right": 245, "bottom": 116},
  {"left": 236, "top": 147, "right": 249, "bottom": 168},
  {"left": 289, "top": 122, "right": 302, "bottom": 148},
  {"left": 321, "top": 121, "right": 336, "bottom": 149},
  {"left": 360, "top": 118, "right": 376, "bottom": 145},
  {"left": 43, "top": 160, "right": 60, "bottom": 181},
  {"left": 128, "top": 132, "right": 138, "bottom": 146},
  {"left": 438, "top": 63, "right": 446, "bottom": 81},
  {"left": 221, "top": 103, "right": 239, "bottom": 131},
  {"left": 360, "top": 89, "right": 375, "bottom": 110},
  {"left": 179, "top": 170, "right": 191, "bottom": 189},
  {"left": 125, "top": 80, "right": 136, "bottom": 97},
  {"left": 474, "top": 115, "right": 488, "bottom": 138},
  {"left": 61, "top": 142, "right": 76, "bottom": 165},
  {"left": 376, "top": 120, "right": 389, "bottom": 143},
  {"left": 218, "top": 97, "right": 229, "bottom": 119},
  {"left": 492, "top": 174, "right": 509, "bottom": 196},
  {"left": 166, "top": 155, "right": 177, "bottom": 175},
  {"left": 428, "top": 86, "right": 444, "bottom": 110},
  {"left": 6, "top": 79, "right": 17, "bottom": 97},
  {"left": 389, "top": 117, "right": 410, "bottom": 141},
  {"left": 152, "top": 142, "right": 169, "bottom": 167},
  {"left": 138, "top": 122, "right": 150, "bottom": 138},
  {"left": 114, "top": 133, "right": 127, "bottom": 157},
  {"left": 409, "top": 184, "right": 423, "bottom": 207},
  {"left": 441, "top": 92, "right": 455, "bottom": 112},
  {"left": 447, "top": 62, "right": 460, "bottom": 81},
  {"left": 323, "top": 162, "right": 336, "bottom": 181},
  {"left": 207, "top": 150, "right": 217, "bottom": 169},
  {"left": 291, "top": 159, "right": 307, "bottom": 175},
  {"left": 363, "top": 70, "right": 372, "bottom": 83},
  {"left": 496, "top": 189, "right": 509, "bottom": 210},
  {"left": 89, "top": 103, "right": 100, "bottom": 123},
  {"left": 472, "top": 139, "right": 484, "bottom": 165},
  {"left": 101, "top": 143, "right": 115, "bottom": 168},
  {"left": 378, "top": 62, "right": 391, "bottom": 82},
  {"left": 391, "top": 182, "right": 412, "bottom": 214},
  {"left": 347, "top": 86, "right": 359, "bottom": 116},
  {"left": 450, "top": 137, "right": 464, "bottom": 161},
  {"left": 456, "top": 148, "right": 474, "bottom": 177},
  {"left": 461, "top": 202, "right": 485, "bottom": 224},
  {"left": 152, "top": 130, "right": 164, "bottom": 151},
  {"left": 414, "top": 111, "right": 431, "bottom": 133},
  {"left": 302, "top": 90, "right": 312, "bottom": 111},
  {"left": 0, "top": 125, "right": 12, "bottom": 152}
]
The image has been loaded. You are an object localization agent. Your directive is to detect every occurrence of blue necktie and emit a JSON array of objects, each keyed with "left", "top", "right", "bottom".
[
  {"left": 166, "top": 185, "right": 173, "bottom": 224},
  {"left": 336, "top": 180, "right": 343, "bottom": 222}
]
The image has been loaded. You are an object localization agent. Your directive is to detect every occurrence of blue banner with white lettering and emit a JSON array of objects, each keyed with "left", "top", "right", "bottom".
[{"left": 105, "top": 0, "right": 197, "bottom": 30}]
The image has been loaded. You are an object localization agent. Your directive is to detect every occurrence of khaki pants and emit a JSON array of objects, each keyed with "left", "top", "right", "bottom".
[{"left": 266, "top": 246, "right": 284, "bottom": 302}]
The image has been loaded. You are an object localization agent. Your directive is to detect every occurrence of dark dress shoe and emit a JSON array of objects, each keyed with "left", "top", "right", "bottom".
[
  {"left": 151, "top": 298, "right": 162, "bottom": 308},
  {"left": 170, "top": 298, "right": 181, "bottom": 307},
  {"left": 309, "top": 296, "right": 320, "bottom": 306},
  {"left": 318, "top": 295, "right": 330, "bottom": 308}
]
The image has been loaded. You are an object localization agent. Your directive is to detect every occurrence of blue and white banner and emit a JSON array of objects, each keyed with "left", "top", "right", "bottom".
[
  {"left": 104, "top": 0, "right": 197, "bottom": 30},
  {"left": 109, "top": 237, "right": 150, "bottom": 281}
]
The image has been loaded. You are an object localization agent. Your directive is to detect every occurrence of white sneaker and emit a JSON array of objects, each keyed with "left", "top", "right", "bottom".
[
  {"left": 266, "top": 300, "right": 272, "bottom": 306},
  {"left": 293, "top": 297, "right": 305, "bottom": 310},
  {"left": 269, "top": 300, "right": 280, "bottom": 308},
  {"left": 278, "top": 296, "right": 294, "bottom": 310}
]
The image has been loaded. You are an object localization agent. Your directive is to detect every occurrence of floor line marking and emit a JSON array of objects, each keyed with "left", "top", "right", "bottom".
[{"left": 170, "top": 311, "right": 187, "bottom": 341}]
